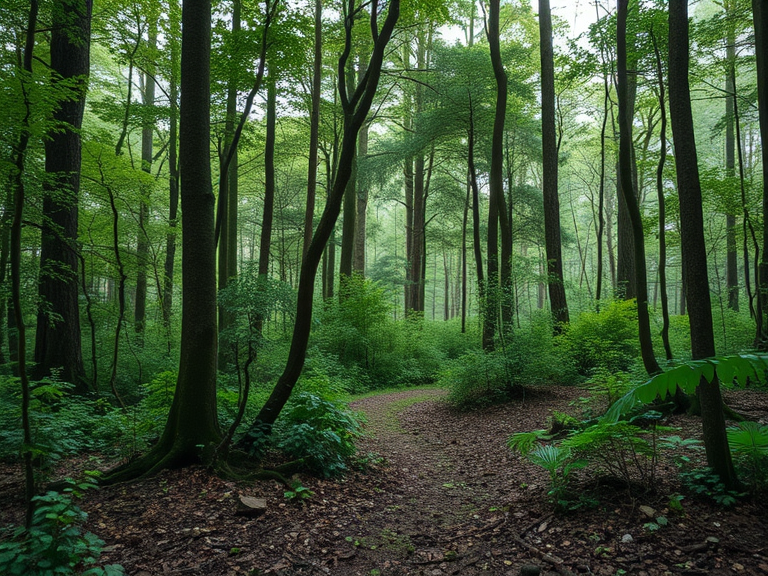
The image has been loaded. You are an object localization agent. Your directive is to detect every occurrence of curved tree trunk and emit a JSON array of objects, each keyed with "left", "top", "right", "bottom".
[
  {"left": 668, "top": 0, "right": 737, "bottom": 489},
  {"left": 247, "top": 0, "right": 400, "bottom": 429},
  {"left": 617, "top": 0, "right": 660, "bottom": 376}
]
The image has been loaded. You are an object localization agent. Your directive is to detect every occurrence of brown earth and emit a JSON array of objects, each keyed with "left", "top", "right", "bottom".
[{"left": 2, "top": 386, "right": 768, "bottom": 575}]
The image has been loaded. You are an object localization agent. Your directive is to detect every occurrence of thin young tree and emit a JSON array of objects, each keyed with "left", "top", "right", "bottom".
[
  {"left": 617, "top": 0, "right": 660, "bottom": 376},
  {"left": 247, "top": 0, "right": 400, "bottom": 429}
]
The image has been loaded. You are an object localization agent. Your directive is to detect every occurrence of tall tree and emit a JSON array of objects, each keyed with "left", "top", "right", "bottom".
[
  {"left": 162, "top": 0, "right": 181, "bottom": 339},
  {"left": 248, "top": 0, "right": 400, "bottom": 429},
  {"left": 303, "top": 0, "right": 322, "bottom": 259},
  {"left": 33, "top": 0, "right": 91, "bottom": 392},
  {"left": 754, "top": 0, "right": 768, "bottom": 348},
  {"left": 538, "top": 0, "right": 569, "bottom": 328},
  {"left": 668, "top": 0, "right": 737, "bottom": 488},
  {"left": 617, "top": 0, "right": 660, "bottom": 376},
  {"left": 105, "top": 0, "right": 222, "bottom": 482},
  {"left": 725, "top": 4, "right": 739, "bottom": 312},
  {"left": 136, "top": 19, "right": 158, "bottom": 342}
]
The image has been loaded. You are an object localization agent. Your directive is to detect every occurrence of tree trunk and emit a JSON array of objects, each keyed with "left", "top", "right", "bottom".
[
  {"left": 261, "top": 77, "right": 277, "bottom": 281},
  {"left": 668, "top": 0, "right": 737, "bottom": 489},
  {"left": 539, "top": 0, "right": 569, "bottom": 328},
  {"left": 617, "top": 0, "right": 660, "bottom": 376},
  {"left": 725, "top": 23, "right": 739, "bottom": 312},
  {"left": 753, "top": 0, "right": 768, "bottom": 348},
  {"left": 651, "top": 27, "right": 673, "bottom": 361},
  {"left": 248, "top": 0, "right": 400, "bottom": 428},
  {"left": 354, "top": 115, "right": 368, "bottom": 274},
  {"left": 33, "top": 0, "right": 91, "bottom": 392},
  {"left": 162, "top": 0, "right": 180, "bottom": 345},
  {"left": 468, "top": 101, "right": 488, "bottom": 348},
  {"left": 303, "top": 0, "right": 322, "bottom": 260},
  {"left": 104, "top": 0, "right": 222, "bottom": 483},
  {"left": 136, "top": 22, "right": 157, "bottom": 343}
]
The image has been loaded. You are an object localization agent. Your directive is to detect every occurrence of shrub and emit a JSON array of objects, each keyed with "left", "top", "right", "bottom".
[
  {"left": 0, "top": 475, "right": 123, "bottom": 576},
  {"left": 275, "top": 392, "right": 363, "bottom": 477},
  {"left": 561, "top": 299, "right": 639, "bottom": 375},
  {"left": 444, "top": 350, "right": 516, "bottom": 409}
]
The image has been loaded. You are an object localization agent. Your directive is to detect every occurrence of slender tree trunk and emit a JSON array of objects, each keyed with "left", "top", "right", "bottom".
[
  {"left": 261, "top": 77, "right": 277, "bottom": 283},
  {"left": 596, "top": 44, "right": 609, "bottom": 305},
  {"left": 618, "top": 0, "right": 660, "bottom": 376},
  {"left": 354, "top": 115, "right": 368, "bottom": 274},
  {"left": 539, "top": 0, "right": 569, "bottom": 328},
  {"left": 136, "top": 22, "right": 157, "bottom": 343},
  {"left": 752, "top": 0, "right": 768, "bottom": 348},
  {"left": 33, "top": 0, "right": 91, "bottom": 392},
  {"left": 249, "top": 0, "right": 400, "bottom": 428},
  {"left": 304, "top": 0, "right": 322, "bottom": 259},
  {"left": 468, "top": 100, "right": 487, "bottom": 347},
  {"left": 668, "top": 0, "right": 737, "bottom": 489},
  {"left": 461, "top": 174, "right": 469, "bottom": 333},
  {"left": 725, "top": 23, "right": 739, "bottom": 311},
  {"left": 162, "top": 0, "right": 180, "bottom": 346},
  {"left": 651, "top": 27, "right": 673, "bottom": 361},
  {"left": 12, "top": 0, "right": 38, "bottom": 528}
]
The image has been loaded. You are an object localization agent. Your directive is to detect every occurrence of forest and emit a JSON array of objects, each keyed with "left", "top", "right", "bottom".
[{"left": 1, "top": 0, "right": 768, "bottom": 573}]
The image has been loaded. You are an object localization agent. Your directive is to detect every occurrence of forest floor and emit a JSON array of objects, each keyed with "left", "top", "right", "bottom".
[{"left": 2, "top": 385, "right": 768, "bottom": 575}]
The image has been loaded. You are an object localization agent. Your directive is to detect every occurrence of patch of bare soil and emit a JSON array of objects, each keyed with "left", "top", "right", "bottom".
[{"left": 2, "top": 386, "right": 768, "bottom": 576}]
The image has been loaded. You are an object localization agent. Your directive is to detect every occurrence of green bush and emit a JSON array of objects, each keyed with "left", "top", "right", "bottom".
[
  {"left": 444, "top": 350, "right": 515, "bottom": 409},
  {"left": 275, "top": 392, "right": 363, "bottom": 477},
  {"left": 0, "top": 476, "right": 123, "bottom": 576},
  {"left": 560, "top": 299, "right": 639, "bottom": 375}
]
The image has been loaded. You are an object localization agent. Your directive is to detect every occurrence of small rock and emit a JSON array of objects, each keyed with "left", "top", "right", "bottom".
[
  {"left": 235, "top": 495, "right": 267, "bottom": 517},
  {"left": 520, "top": 565, "right": 541, "bottom": 576},
  {"left": 537, "top": 521, "right": 549, "bottom": 533},
  {"left": 621, "top": 534, "right": 634, "bottom": 544},
  {"left": 732, "top": 563, "right": 744, "bottom": 572},
  {"left": 706, "top": 536, "right": 720, "bottom": 544},
  {"left": 639, "top": 505, "right": 655, "bottom": 518}
]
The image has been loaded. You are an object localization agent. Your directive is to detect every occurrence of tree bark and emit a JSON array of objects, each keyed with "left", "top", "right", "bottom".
[
  {"left": 136, "top": 22, "right": 157, "bottom": 343},
  {"left": 617, "top": 0, "right": 660, "bottom": 376},
  {"left": 303, "top": 0, "right": 322, "bottom": 260},
  {"left": 651, "top": 27, "right": 673, "bottom": 361},
  {"left": 725, "top": 22, "right": 739, "bottom": 312},
  {"left": 104, "top": 0, "right": 222, "bottom": 483},
  {"left": 668, "top": 0, "right": 737, "bottom": 489},
  {"left": 249, "top": 0, "right": 400, "bottom": 428},
  {"left": 33, "top": 0, "right": 91, "bottom": 392},
  {"left": 539, "top": 0, "right": 569, "bottom": 328},
  {"left": 753, "top": 0, "right": 768, "bottom": 348}
]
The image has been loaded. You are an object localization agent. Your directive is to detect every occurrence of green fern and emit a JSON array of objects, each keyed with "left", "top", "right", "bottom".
[{"left": 604, "top": 353, "right": 768, "bottom": 423}]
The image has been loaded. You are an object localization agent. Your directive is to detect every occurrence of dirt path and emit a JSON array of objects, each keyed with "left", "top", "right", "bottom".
[{"left": 4, "top": 386, "right": 767, "bottom": 575}]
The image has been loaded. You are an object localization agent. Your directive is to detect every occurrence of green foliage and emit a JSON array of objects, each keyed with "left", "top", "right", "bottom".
[
  {"left": 0, "top": 376, "right": 128, "bottom": 465},
  {"left": 604, "top": 353, "right": 768, "bottom": 423},
  {"left": 560, "top": 300, "right": 639, "bottom": 375},
  {"left": 561, "top": 418, "right": 666, "bottom": 489},
  {"left": 443, "top": 350, "right": 516, "bottom": 409},
  {"left": 516, "top": 444, "right": 589, "bottom": 511},
  {"left": 283, "top": 480, "right": 314, "bottom": 502},
  {"left": 678, "top": 467, "right": 741, "bottom": 507},
  {"left": 0, "top": 475, "right": 123, "bottom": 576},
  {"left": 727, "top": 421, "right": 768, "bottom": 492},
  {"left": 275, "top": 393, "right": 363, "bottom": 477}
]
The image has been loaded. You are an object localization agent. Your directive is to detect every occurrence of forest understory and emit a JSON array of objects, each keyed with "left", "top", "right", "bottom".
[{"left": 1, "top": 385, "right": 767, "bottom": 576}]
